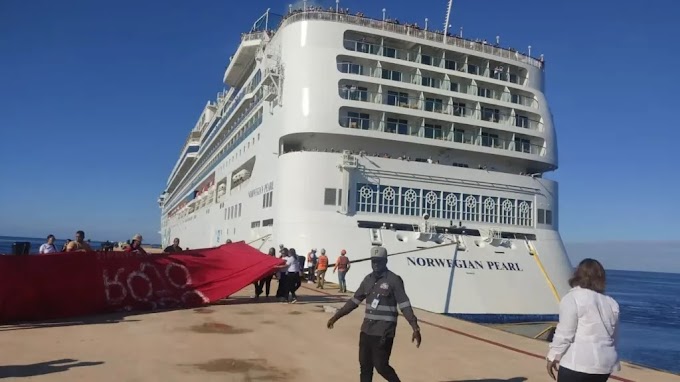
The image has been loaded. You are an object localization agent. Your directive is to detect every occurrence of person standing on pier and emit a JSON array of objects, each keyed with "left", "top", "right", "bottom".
[
  {"left": 65, "top": 231, "right": 93, "bottom": 252},
  {"left": 164, "top": 238, "right": 183, "bottom": 253},
  {"left": 327, "top": 246, "right": 421, "bottom": 382},
  {"left": 546, "top": 258, "right": 620, "bottom": 382},
  {"left": 316, "top": 249, "right": 329, "bottom": 289},
  {"left": 333, "top": 249, "right": 350, "bottom": 293}
]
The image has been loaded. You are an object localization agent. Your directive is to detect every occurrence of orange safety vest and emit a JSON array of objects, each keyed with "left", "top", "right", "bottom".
[
  {"left": 317, "top": 255, "right": 328, "bottom": 271},
  {"left": 336, "top": 255, "right": 349, "bottom": 271}
]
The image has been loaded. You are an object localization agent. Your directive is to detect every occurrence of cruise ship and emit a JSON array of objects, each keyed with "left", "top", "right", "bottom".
[{"left": 159, "top": 6, "right": 574, "bottom": 324}]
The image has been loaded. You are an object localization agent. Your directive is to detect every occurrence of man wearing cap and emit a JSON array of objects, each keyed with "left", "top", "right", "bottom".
[{"left": 327, "top": 246, "right": 421, "bottom": 382}]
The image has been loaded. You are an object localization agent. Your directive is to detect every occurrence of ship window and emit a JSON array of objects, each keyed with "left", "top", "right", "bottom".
[
  {"left": 421, "top": 54, "right": 432, "bottom": 66},
  {"left": 453, "top": 128, "right": 466, "bottom": 143},
  {"left": 481, "top": 132, "right": 500, "bottom": 148},
  {"left": 386, "top": 91, "right": 409, "bottom": 107},
  {"left": 424, "top": 124, "right": 443, "bottom": 139},
  {"left": 262, "top": 191, "right": 273, "bottom": 208},
  {"left": 477, "top": 87, "right": 492, "bottom": 98},
  {"left": 453, "top": 102, "right": 466, "bottom": 116},
  {"left": 238, "top": 203, "right": 242, "bottom": 217},
  {"left": 324, "top": 188, "right": 337, "bottom": 205},
  {"left": 515, "top": 115, "right": 529, "bottom": 128},
  {"left": 346, "top": 112, "right": 370, "bottom": 129},
  {"left": 511, "top": 93, "right": 522, "bottom": 105},
  {"left": 421, "top": 76, "right": 440, "bottom": 88},
  {"left": 425, "top": 98, "right": 443, "bottom": 113},
  {"left": 481, "top": 107, "right": 500, "bottom": 122},
  {"left": 450, "top": 82, "right": 459, "bottom": 92},
  {"left": 381, "top": 69, "right": 402, "bottom": 82},
  {"left": 337, "top": 189, "right": 343, "bottom": 206},
  {"left": 546, "top": 210, "right": 553, "bottom": 225},
  {"left": 262, "top": 218, "right": 274, "bottom": 227},
  {"left": 386, "top": 118, "right": 408, "bottom": 135},
  {"left": 509, "top": 73, "right": 519, "bottom": 84},
  {"left": 514, "top": 137, "right": 531, "bottom": 153},
  {"left": 538, "top": 209, "right": 545, "bottom": 224},
  {"left": 467, "top": 64, "right": 479, "bottom": 75},
  {"left": 251, "top": 221, "right": 261, "bottom": 228},
  {"left": 445, "top": 59, "right": 457, "bottom": 70},
  {"left": 338, "top": 62, "right": 362, "bottom": 75},
  {"left": 340, "top": 85, "right": 368, "bottom": 101},
  {"left": 383, "top": 47, "right": 396, "bottom": 58}
]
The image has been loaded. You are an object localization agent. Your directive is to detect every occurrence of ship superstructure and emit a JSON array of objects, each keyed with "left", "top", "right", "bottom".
[{"left": 159, "top": 8, "right": 572, "bottom": 323}]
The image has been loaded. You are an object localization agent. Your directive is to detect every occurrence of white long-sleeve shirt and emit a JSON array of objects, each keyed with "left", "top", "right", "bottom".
[{"left": 547, "top": 286, "right": 621, "bottom": 375}]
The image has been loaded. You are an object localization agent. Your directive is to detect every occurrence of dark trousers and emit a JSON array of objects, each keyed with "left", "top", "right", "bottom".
[
  {"left": 254, "top": 275, "right": 272, "bottom": 297},
  {"left": 359, "top": 332, "right": 400, "bottom": 382},
  {"left": 558, "top": 366, "right": 610, "bottom": 382},
  {"left": 276, "top": 273, "right": 288, "bottom": 298},
  {"left": 286, "top": 272, "right": 300, "bottom": 300}
]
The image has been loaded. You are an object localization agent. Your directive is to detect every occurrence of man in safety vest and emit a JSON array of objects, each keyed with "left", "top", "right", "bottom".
[
  {"left": 333, "top": 249, "right": 350, "bottom": 293},
  {"left": 316, "top": 249, "right": 329, "bottom": 289},
  {"left": 327, "top": 246, "right": 421, "bottom": 382}
]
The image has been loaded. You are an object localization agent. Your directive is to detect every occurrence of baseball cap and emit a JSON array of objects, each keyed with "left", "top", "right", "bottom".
[{"left": 370, "top": 246, "right": 388, "bottom": 259}]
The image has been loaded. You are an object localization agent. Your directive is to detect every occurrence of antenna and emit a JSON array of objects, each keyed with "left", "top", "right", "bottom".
[{"left": 443, "top": 0, "right": 453, "bottom": 35}]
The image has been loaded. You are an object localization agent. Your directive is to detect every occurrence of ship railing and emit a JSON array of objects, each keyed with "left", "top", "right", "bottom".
[
  {"left": 338, "top": 116, "right": 546, "bottom": 157},
  {"left": 337, "top": 59, "right": 539, "bottom": 110},
  {"left": 338, "top": 88, "right": 543, "bottom": 131},
  {"left": 342, "top": 38, "right": 528, "bottom": 87},
  {"left": 277, "top": 10, "right": 544, "bottom": 69}
]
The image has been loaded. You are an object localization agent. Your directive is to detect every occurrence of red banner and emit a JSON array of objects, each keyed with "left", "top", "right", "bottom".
[{"left": 0, "top": 242, "right": 282, "bottom": 323}]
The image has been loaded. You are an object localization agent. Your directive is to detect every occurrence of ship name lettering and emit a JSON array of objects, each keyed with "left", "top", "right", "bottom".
[
  {"left": 406, "top": 257, "right": 522, "bottom": 272},
  {"left": 248, "top": 181, "right": 274, "bottom": 198}
]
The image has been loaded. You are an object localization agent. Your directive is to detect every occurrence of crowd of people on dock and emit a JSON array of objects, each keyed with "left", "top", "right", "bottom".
[{"left": 252, "top": 245, "right": 352, "bottom": 304}]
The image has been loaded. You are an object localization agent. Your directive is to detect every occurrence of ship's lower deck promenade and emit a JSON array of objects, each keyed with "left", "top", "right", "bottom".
[{"left": 1, "top": 281, "right": 676, "bottom": 381}]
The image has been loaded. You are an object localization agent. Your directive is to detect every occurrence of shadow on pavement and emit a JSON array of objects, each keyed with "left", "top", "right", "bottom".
[{"left": 0, "top": 359, "right": 104, "bottom": 378}]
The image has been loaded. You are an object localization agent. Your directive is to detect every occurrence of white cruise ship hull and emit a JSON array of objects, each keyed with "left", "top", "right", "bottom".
[{"left": 160, "top": 10, "right": 573, "bottom": 324}]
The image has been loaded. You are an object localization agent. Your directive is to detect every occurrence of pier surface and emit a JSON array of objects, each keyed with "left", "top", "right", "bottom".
[{"left": 1, "top": 281, "right": 676, "bottom": 381}]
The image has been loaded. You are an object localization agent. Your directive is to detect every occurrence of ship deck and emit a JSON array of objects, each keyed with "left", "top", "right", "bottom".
[{"left": 1, "top": 281, "right": 676, "bottom": 381}]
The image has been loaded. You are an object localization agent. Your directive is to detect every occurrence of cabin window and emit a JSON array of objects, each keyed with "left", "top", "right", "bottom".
[
  {"left": 324, "top": 188, "right": 337, "bottom": 205},
  {"left": 421, "top": 54, "right": 432, "bottom": 66},
  {"left": 251, "top": 221, "right": 261, "bottom": 228},
  {"left": 445, "top": 59, "right": 457, "bottom": 70},
  {"left": 538, "top": 209, "right": 545, "bottom": 224},
  {"left": 262, "top": 218, "right": 274, "bottom": 227},
  {"left": 514, "top": 137, "right": 531, "bottom": 153},
  {"left": 515, "top": 115, "right": 529, "bottom": 128}
]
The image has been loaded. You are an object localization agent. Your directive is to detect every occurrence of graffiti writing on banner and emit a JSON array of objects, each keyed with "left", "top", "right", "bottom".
[{"left": 103, "top": 260, "right": 209, "bottom": 311}]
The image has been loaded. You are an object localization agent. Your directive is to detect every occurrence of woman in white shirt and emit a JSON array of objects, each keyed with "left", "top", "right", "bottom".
[
  {"left": 547, "top": 258, "right": 620, "bottom": 382},
  {"left": 39, "top": 235, "right": 58, "bottom": 254}
]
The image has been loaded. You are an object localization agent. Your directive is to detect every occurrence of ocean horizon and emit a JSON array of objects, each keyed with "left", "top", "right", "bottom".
[{"left": 0, "top": 235, "right": 678, "bottom": 374}]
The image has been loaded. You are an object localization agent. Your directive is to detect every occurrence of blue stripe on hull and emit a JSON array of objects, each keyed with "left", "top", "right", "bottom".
[{"left": 447, "top": 313, "right": 559, "bottom": 324}]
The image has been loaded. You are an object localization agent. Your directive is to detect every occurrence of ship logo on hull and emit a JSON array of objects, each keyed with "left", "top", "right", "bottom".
[{"left": 406, "top": 257, "right": 523, "bottom": 272}]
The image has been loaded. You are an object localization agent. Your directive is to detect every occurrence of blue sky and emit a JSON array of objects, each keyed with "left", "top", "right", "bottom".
[{"left": 0, "top": 0, "right": 678, "bottom": 269}]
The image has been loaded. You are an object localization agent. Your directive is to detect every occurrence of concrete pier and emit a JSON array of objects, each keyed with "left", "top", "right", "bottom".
[{"left": 1, "top": 281, "right": 677, "bottom": 381}]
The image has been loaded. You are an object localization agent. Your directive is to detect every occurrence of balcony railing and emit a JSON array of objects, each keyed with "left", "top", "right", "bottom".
[
  {"left": 338, "top": 88, "right": 542, "bottom": 131},
  {"left": 276, "top": 10, "right": 544, "bottom": 68},
  {"left": 343, "top": 38, "right": 528, "bottom": 86},
  {"left": 338, "top": 61, "right": 539, "bottom": 109},
  {"left": 338, "top": 116, "right": 545, "bottom": 156}
]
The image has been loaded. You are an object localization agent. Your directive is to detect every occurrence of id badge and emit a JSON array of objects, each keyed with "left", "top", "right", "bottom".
[{"left": 370, "top": 298, "right": 380, "bottom": 309}]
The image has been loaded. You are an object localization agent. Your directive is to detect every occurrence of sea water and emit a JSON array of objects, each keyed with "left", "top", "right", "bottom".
[{"left": 1, "top": 236, "right": 678, "bottom": 374}]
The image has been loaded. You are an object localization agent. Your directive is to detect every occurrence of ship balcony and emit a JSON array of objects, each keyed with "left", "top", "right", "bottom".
[
  {"left": 342, "top": 36, "right": 530, "bottom": 87},
  {"left": 223, "top": 31, "right": 267, "bottom": 86},
  {"left": 338, "top": 86, "right": 543, "bottom": 132},
  {"left": 337, "top": 60, "right": 539, "bottom": 110},
  {"left": 338, "top": 115, "right": 546, "bottom": 157}
]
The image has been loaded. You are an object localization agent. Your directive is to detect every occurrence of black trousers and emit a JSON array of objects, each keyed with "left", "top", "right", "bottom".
[
  {"left": 359, "top": 332, "right": 400, "bottom": 382},
  {"left": 254, "top": 275, "right": 272, "bottom": 297},
  {"left": 276, "top": 273, "right": 288, "bottom": 298},
  {"left": 286, "top": 273, "right": 300, "bottom": 300},
  {"left": 558, "top": 366, "right": 610, "bottom": 382}
]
